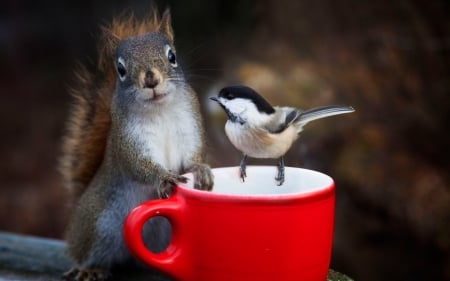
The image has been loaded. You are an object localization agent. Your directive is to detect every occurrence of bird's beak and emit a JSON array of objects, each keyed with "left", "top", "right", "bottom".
[{"left": 209, "top": 96, "right": 219, "bottom": 102}]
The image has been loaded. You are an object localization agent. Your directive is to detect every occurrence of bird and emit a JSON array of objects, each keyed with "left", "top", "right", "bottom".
[{"left": 210, "top": 85, "right": 355, "bottom": 185}]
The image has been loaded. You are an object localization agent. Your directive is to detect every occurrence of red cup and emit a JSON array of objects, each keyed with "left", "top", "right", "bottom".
[{"left": 123, "top": 166, "right": 335, "bottom": 281}]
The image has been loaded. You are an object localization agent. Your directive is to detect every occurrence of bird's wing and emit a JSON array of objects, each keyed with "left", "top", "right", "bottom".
[{"left": 264, "top": 107, "right": 301, "bottom": 134}]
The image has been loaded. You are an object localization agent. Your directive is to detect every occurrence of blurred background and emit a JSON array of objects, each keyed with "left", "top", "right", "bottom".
[{"left": 1, "top": 0, "right": 449, "bottom": 280}]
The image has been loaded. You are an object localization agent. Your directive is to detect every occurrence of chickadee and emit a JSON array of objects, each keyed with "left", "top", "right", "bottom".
[{"left": 210, "top": 85, "right": 355, "bottom": 185}]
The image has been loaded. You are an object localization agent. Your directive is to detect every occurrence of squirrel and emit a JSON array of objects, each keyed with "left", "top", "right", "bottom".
[{"left": 59, "top": 9, "right": 214, "bottom": 281}]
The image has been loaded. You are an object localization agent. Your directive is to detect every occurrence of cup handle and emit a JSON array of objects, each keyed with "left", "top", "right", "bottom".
[{"left": 123, "top": 195, "right": 186, "bottom": 279}]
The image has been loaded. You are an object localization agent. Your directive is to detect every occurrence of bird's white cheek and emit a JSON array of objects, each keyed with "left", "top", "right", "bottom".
[{"left": 224, "top": 100, "right": 248, "bottom": 116}]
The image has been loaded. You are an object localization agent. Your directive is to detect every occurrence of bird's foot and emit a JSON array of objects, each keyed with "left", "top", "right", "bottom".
[
  {"left": 239, "top": 155, "right": 248, "bottom": 182},
  {"left": 275, "top": 157, "right": 285, "bottom": 186},
  {"left": 275, "top": 170, "right": 285, "bottom": 186},
  {"left": 240, "top": 165, "right": 247, "bottom": 182},
  {"left": 62, "top": 267, "right": 110, "bottom": 281}
]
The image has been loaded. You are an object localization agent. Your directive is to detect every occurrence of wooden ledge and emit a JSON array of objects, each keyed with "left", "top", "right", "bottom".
[{"left": 0, "top": 232, "right": 352, "bottom": 281}]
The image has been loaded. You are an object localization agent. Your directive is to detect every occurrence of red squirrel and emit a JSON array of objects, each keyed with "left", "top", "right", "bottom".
[{"left": 59, "top": 9, "right": 213, "bottom": 281}]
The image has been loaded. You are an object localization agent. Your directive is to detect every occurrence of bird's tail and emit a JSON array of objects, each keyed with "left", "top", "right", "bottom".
[{"left": 294, "top": 105, "right": 355, "bottom": 131}]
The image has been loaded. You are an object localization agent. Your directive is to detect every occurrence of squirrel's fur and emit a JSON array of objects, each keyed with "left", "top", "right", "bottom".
[
  {"left": 59, "top": 12, "right": 163, "bottom": 199},
  {"left": 59, "top": 9, "right": 213, "bottom": 281}
]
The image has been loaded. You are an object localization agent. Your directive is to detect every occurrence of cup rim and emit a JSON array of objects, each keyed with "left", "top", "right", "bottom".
[{"left": 176, "top": 166, "right": 335, "bottom": 204}]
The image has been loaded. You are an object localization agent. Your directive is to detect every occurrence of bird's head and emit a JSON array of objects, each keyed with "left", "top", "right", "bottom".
[{"left": 210, "top": 85, "right": 275, "bottom": 125}]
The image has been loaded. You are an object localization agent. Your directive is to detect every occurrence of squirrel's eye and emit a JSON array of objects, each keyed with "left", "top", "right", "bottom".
[
  {"left": 117, "top": 57, "right": 127, "bottom": 81},
  {"left": 167, "top": 49, "right": 177, "bottom": 67}
]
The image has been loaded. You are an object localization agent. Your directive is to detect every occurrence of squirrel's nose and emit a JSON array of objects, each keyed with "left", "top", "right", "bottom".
[{"left": 144, "top": 70, "right": 159, "bottom": 88}]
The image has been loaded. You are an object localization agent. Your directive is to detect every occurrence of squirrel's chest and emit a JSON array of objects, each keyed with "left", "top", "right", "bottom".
[{"left": 127, "top": 111, "right": 200, "bottom": 172}]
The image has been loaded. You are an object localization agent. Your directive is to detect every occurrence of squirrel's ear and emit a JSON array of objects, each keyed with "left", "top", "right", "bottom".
[{"left": 158, "top": 9, "right": 174, "bottom": 43}]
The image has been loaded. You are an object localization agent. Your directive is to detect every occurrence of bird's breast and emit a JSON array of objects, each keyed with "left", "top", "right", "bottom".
[{"left": 224, "top": 122, "right": 298, "bottom": 159}]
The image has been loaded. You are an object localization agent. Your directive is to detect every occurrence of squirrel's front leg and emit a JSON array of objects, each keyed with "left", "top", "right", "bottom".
[
  {"left": 154, "top": 162, "right": 214, "bottom": 198},
  {"left": 157, "top": 171, "right": 188, "bottom": 198},
  {"left": 157, "top": 163, "right": 213, "bottom": 197},
  {"left": 187, "top": 162, "right": 214, "bottom": 191}
]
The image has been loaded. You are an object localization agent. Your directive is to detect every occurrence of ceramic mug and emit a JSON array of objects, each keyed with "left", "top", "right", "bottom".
[{"left": 123, "top": 166, "right": 335, "bottom": 281}]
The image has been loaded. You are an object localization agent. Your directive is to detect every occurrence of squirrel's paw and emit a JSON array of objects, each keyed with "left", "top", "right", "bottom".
[
  {"left": 190, "top": 163, "right": 214, "bottom": 191},
  {"left": 62, "top": 267, "right": 110, "bottom": 281},
  {"left": 158, "top": 173, "right": 188, "bottom": 199}
]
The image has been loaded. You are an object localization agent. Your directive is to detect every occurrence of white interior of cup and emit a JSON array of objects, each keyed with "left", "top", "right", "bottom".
[{"left": 181, "top": 166, "right": 333, "bottom": 196}]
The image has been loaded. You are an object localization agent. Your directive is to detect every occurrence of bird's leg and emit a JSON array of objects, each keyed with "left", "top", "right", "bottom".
[
  {"left": 275, "top": 156, "right": 285, "bottom": 186},
  {"left": 239, "top": 154, "right": 248, "bottom": 182}
]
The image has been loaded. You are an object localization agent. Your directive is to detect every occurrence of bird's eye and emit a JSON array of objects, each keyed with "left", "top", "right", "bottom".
[
  {"left": 225, "top": 93, "right": 234, "bottom": 100},
  {"left": 117, "top": 57, "right": 127, "bottom": 81},
  {"left": 165, "top": 45, "right": 177, "bottom": 67}
]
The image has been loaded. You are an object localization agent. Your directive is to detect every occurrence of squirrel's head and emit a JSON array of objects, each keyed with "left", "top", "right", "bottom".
[{"left": 106, "top": 10, "right": 187, "bottom": 110}]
